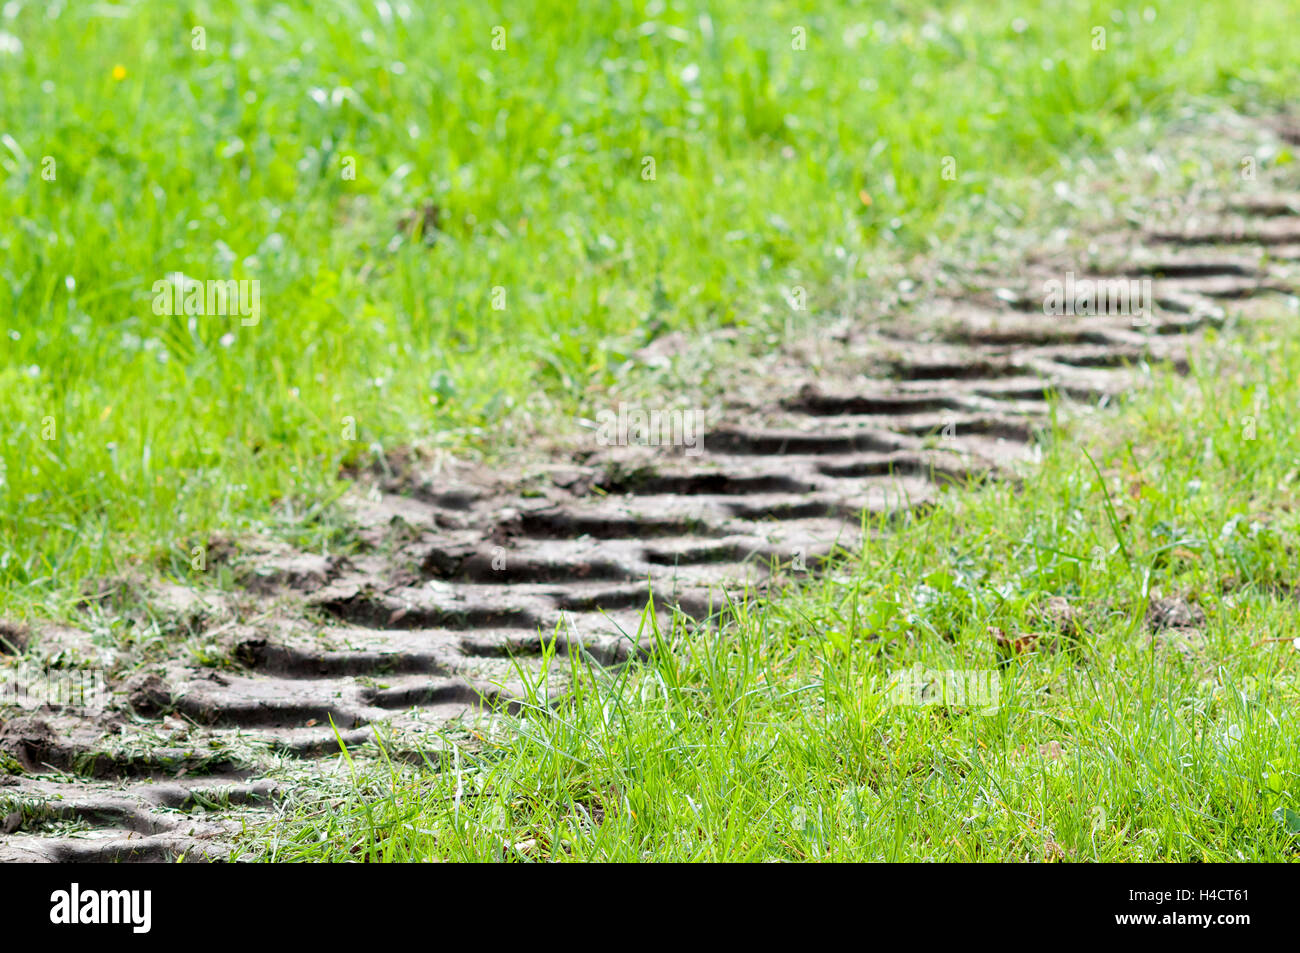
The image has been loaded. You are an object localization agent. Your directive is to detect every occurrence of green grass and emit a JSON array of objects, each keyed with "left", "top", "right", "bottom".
[
  {"left": 251, "top": 319, "right": 1300, "bottom": 861},
  {"left": 2, "top": 0, "right": 1298, "bottom": 611}
]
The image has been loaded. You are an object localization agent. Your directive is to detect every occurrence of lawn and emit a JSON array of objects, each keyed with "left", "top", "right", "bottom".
[
  {"left": 255, "top": 320, "right": 1300, "bottom": 861},
  {"left": 2, "top": 0, "right": 1299, "bottom": 865},
  {"left": 2, "top": 0, "right": 1298, "bottom": 613}
]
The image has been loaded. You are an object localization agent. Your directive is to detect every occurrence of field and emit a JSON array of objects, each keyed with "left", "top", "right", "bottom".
[
  {"left": 1, "top": 0, "right": 1299, "bottom": 866},
  {"left": 265, "top": 327, "right": 1300, "bottom": 861}
]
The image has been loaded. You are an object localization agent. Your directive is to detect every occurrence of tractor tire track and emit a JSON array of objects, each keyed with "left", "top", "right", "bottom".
[{"left": 3, "top": 129, "right": 1298, "bottom": 863}]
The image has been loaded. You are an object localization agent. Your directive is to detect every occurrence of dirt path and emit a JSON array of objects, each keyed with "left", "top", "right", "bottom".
[{"left": 2, "top": 117, "right": 1298, "bottom": 862}]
